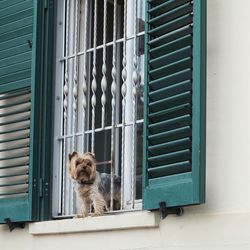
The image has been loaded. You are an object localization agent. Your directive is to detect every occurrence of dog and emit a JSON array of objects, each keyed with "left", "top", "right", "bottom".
[{"left": 67, "top": 152, "right": 121, "bottom": 217}]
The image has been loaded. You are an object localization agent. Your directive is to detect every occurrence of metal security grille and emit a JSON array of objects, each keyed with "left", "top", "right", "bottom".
[
  {"left": 0, "top": 89, "right": 31, "bottom": 199},
  {"left": 53, "top": 0, "right": 145, "bottom": 217}
]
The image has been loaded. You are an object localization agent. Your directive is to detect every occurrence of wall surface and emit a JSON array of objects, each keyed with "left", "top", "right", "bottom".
[{"left": 1, "top": 0, "right": 250, "bottom": 249}]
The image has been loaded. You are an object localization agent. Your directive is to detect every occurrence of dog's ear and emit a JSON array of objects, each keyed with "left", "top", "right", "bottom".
[
  {"left": 68, "top": 151, "right": 78, "bottom": 161},
  {"left": 86, "top": 152, "right": 95, "bottom": 159}
]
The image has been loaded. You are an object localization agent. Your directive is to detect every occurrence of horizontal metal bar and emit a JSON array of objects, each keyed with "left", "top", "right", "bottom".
[
  {"left": 57, "top": 119, "right": 144, "bottom": 140},
  {"left": 59, "top": 31, "right": 145, "bottom": 62},
  {"left": 96, "top": 160, "right": 111, "bottom": 166}
]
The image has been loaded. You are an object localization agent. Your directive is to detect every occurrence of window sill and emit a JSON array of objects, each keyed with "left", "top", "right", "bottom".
[{"left": 29, "top": 211, "right": 160, "bottom": 235}]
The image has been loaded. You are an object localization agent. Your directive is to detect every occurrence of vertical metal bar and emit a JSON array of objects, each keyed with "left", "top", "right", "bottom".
[
  {"left": 91, "top": 0, "right": 98, "bottom": 153},
  {"left": 131, "top": 0, "right": 138, "bottom": 209},
  {"left": 62, "top": 0, "right": 70, "bottom": 216},
  {"left": 120, "top": 0, "right": 127, "bottom": 210},
  {"left": 101, "top": 0, "right": 107, "bottom": 129},
  {"left": 52, "top": 0, "right": 65, "bottom": 217},
  {"left": 70, "top": 0, "right": 79, "bottom": 216},
  {"left": 110, "top": 0, "right": 117, "bottom": 211},
  {"left": 65, "top": 0, "right": 75, "bottom": 215},
  {"left": 72, "top": 0, "right": 79, "bottom": 151},
  {"left": 82, "top": 0, "right": 88, "bottom": 152},
  {"left": 115, "top": 5, "right": 122, "bottom": 177},
  {"left": 123, "top": 0, "right": 134, "bottom": 209}
]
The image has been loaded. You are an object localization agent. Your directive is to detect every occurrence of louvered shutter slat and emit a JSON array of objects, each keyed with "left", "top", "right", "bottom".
[
  {"left": 149, "top": 138, "right": 192, "bottom": 155},
  {"left": 149, "top": 80, "right": 192, "bottom": 101},
  {"left": 148, "top": 161, "right": 191, "bottom": 178},
  {"left": 143, "top": 0, "right": 206, "bottom": 209},
  {"left": 149, "top": 126, "right": 192, "bottom": 145},
  {"left": 149, "top": 0, "right": 191, "bottom": 16},
  {"left": 149, "top": 68, "right": 192, "bottom": 91},
  {"left": 150, "top": 46, "right": 192, "bottom": 69}
]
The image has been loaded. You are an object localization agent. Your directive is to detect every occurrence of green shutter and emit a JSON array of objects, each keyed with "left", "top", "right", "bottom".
[
  {"left": 0, "top": 0, "right": 41, "bottom": 223},
  {"left": 143, "top": 0, "right": 206, "bottom": 210}
]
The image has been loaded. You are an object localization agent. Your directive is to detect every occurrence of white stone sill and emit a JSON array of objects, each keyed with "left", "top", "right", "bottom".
[{"left": 29, "top": 211, "right": 160, "bottom": 235}]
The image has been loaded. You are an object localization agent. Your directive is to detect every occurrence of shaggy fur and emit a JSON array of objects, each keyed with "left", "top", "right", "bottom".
[{"left": 68, "top": 152, "right": 121, "bottom": 217}]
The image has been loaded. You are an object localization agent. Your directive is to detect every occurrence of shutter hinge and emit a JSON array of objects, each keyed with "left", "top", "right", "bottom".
[
  {"left": 4, "top": 218, "right": 25, "bottom": 232},
  {"left": 39, "top": 178, "right": 44, "bottom": 197},
  {"left": 159, "top": 202, "right": 184, "bottom": 220}
]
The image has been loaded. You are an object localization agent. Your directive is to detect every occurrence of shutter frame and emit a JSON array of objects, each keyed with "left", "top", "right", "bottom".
[
  {"left": 0, "top": 0, "right": 49, "bottom": 223},
  {"left": 143, "top": 0, "right": 206, "bottom": 210}
]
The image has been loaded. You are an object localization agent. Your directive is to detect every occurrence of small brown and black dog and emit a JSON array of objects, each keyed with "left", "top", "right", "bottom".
[{"left": 68, "top": 152, "right": 121, "bottom": 217}]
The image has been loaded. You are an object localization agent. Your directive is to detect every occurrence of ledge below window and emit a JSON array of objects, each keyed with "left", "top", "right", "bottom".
[{"left": 29, "top": 211, "right": 160, "bottom": 235}]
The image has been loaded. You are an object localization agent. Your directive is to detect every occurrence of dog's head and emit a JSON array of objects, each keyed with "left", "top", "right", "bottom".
[{"left": 67, "top": 152, "right": 96, "bottom": 182}]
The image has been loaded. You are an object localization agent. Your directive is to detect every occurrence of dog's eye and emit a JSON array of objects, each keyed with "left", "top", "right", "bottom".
[
  {"left": 86, "top": 162, "right": 91, "bottom": 167},
  {"left": 75, "top": 160, "right": 80, "bottom": 166}
]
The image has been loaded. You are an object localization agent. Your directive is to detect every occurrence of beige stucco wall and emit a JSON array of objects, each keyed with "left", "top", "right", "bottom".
[{"left": 1, "top": 0, "right": 250, "bottom": 249}]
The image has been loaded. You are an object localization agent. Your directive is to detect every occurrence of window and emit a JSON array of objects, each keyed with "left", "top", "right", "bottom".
[
  {"left": 0, "top": 0, "right": 206, "bottom": 223},
  {"left": 53, "top": 0, "right": 145, "bottom": 217}
]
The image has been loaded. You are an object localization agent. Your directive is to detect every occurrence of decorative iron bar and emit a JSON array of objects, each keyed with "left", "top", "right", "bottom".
[
  {"left": 81, "top": 0, "right": 88, "bottom": 152},
  {"left": 53, "top": 0, "right": 145, "bottom": 217},
  {"left": 101, "top": 0, "right": 107, "bottom": 129},
  {"left": 120, "top": 0, "right": 127, "bottom": 210},
  {"left": 72, "top": 0, "right": 79, "bottom": 150},
  {"left": 131, "top": 0, "right": 138, "bottom": 209},
  {"left": 90, "top": 0, "right": 98, "bottom": 154},
  {"left": 110, "top": 0, "right": 117, "bottom": 211}
]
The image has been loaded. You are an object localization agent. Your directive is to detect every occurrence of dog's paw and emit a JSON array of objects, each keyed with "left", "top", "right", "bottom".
[
  {"left": 91, "top": 212, "right": 103, "bottom": 217},
  {"left": 74, "top": 214, "right": 83, "bottom": 218},
  {"left": 74, "top": 213, "right": 89, "bottom": 218}
]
